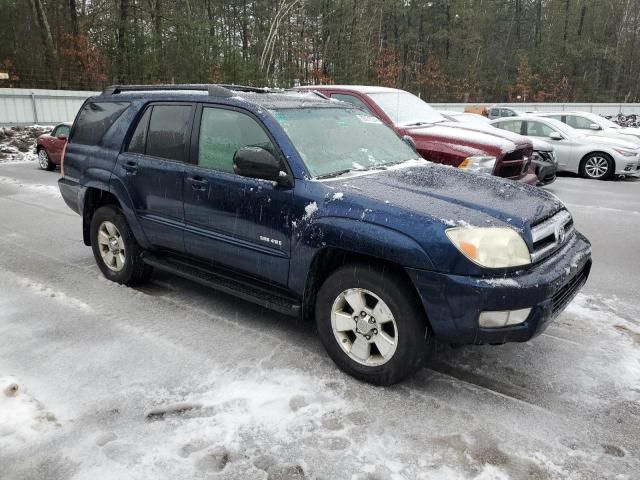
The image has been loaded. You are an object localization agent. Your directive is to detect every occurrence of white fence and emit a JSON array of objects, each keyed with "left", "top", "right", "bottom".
[
  {"left": 0, "top": 88, "right": 98, "bottom": 126},
  {"left": 2, "top": 88, "right": 640, "bottom": 126},
  {"left": 432, "top": 102, "right": 640, "bottom": 116}
]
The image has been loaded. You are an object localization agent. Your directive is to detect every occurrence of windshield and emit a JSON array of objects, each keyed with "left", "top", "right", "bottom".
[
  {"left": 272, "top": 108, "right": 417, "bottom": 178},
  {"left": 368, "top": 91, "right": 445, "bottom": 126},
  {"left": 585, "top": 113, "right": 620, "bottom": 129}
]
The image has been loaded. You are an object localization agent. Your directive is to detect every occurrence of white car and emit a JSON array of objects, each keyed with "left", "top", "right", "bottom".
[
  {"left": 491, "top": 116, "right": 640, "bottom": 180},
  {"left": 534, "top": 111, "right": 640, "bottom": 142},
  {"left": 439, "top": 111, "right": 492, "bottom": 129}
]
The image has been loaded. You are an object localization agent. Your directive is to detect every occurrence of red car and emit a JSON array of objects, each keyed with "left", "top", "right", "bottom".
[
  {"left": 35, "top": 122, "right": 71, "bottom": 171},
  {"left": 296, "top": 86, "right": 538, "bottom": 185}
]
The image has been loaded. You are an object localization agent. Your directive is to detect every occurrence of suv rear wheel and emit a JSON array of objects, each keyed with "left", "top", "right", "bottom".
[
  {"left": 90, "top": 205, "right": 151, "bottom": 285},
  {"left": 315, "top": 263, "right": 430, "bottom": 385}
]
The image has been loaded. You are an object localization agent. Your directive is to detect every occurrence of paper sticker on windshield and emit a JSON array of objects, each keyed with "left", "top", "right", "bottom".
[{"left": 356, "top": 114, "right": 382, "bottom": 124}]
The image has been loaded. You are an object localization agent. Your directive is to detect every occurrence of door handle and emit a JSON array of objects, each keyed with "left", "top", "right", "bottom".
[
  {"left": 123, "top": 161, "right": 138, "bottom": 175},
  {"left": 188, "top": 176, "right": 208, "bottom": 191}
]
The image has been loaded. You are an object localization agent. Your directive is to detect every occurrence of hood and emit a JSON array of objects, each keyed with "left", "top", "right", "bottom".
[
  {"left": 325, "top": 161, "right": 563, "bottom": 232},
  {"left": 405, "top": 122, "right": 529, "bottom": 155},
  {"left": 618, "top": 127, "right": 640, "bottom": 139},
  {"left": 530, "top": 138, "right": 554, "bottom": 152},
  {"left": 579, "top": 134, "right": 640, "bottom": 149}
]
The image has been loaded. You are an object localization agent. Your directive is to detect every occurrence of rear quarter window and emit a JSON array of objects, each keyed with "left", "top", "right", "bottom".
[{"left": 71, "top": 101, "right": 130, "bottom": 145}]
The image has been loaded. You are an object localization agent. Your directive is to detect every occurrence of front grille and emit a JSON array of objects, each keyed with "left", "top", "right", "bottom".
[
  {"left": 530, "top": 209, "right": 574, "bottom": 263},
  {"left": 552, "top": 262, "right": 590, "bottom": 316},
  {"left": 496, "top": 148, "right": 531, "bottom": 178}
]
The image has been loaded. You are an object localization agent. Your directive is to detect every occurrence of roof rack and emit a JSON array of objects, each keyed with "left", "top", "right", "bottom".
[{"left": 101, "top": 84, "right": 281, "bottom": 97}]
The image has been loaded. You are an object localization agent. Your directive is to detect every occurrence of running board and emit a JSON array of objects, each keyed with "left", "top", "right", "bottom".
[{"left": 143, "top": 254, "right": 301, "bottom": 316}]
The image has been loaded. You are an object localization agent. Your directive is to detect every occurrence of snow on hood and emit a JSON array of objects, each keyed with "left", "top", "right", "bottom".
[
  {"left": 326, "top": 161, "right": 562, "bottom": 231},
  {"left": 407, "top": 122, "right": 528, "bottom": 154},
  {"left": 530, "top": 138, "right": 554, "bottom": 152}
]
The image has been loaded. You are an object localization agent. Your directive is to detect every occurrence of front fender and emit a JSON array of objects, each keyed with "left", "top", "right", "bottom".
[{"left": 288, "top": 216, "right": 435, "bottom": 295}]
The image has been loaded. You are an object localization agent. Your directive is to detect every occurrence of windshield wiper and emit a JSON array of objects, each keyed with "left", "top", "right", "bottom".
[
  {"left": 316, "top": 169, "right": 352, "bottom": 179},
  {"left": 403, "top": 121, "right": 430, "bottom": 127}
]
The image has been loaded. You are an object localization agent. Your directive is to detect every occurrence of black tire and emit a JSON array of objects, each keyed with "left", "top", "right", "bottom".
[
  {"left": 580, "top": 153, "right": 614, "bottom": 180},
  {"left": 90, "top": 205, "right": 152, "bottom": 285},
  {"left": 315, "top": 263, "right": 431, "bottom": 386},
  {"left": 37, "top": 148, "right": 55, "bottom": 171}
]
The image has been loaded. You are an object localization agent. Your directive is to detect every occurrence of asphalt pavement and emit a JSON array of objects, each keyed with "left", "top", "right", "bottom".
[{"left": 1, "top": 162, "right": 638, "bottom": 480}]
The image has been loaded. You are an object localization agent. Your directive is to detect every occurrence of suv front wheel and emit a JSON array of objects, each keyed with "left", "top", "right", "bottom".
[
  {"left": 90, "top": 205, "right": 151, "bottom": 285},
  {"left": 315, "top": 263, "right": 430, "bottom": 385}
]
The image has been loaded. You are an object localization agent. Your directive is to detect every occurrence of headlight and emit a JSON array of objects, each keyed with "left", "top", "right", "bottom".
[
  {"left": 446, "top": 227, "right": 531, "bottom": 268},
  {"left": 613, "top": 148, "right": 638, "bottom": 157},
  {"left": 459, "top": 155, "right": 496, "bottom": 174}
]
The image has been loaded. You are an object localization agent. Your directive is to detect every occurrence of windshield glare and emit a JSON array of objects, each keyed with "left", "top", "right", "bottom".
[
  {"left": 272, "top": 108, "right": 417, "bottom": 178},
  {"left": 368, "top": 91, "right": 445, "bottom": 126}
]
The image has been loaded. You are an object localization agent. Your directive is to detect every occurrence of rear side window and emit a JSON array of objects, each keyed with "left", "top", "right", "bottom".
[
  {"left": 198, "top": 107, "right": 274, "bottom": 173},
  {"left": 145, "top": 105, "right": 193, "bottom": 162},
  {"left": 53, "top": 125, "right": 70, "bottom": 137},
  {"left": 496, "top": 120, "right": 523, "bottom": 134},
  {"left": 332, "top": 94, "right": 372, "bottom": 113},
  {"left": 71, "top": 102, "right": 129, "bottom": 145},
  {"left": 127, "top": 108, "right": 151, "bottom": 154}
]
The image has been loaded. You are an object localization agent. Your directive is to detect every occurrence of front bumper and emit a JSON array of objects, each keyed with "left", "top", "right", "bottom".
[
  {"left": 532, "top": 159, "right": 557, "bottom": 186},
  {"left": 406, "top": 231, "right": 591, "bottom": 345},
  {"left": 615, "top": 159, "right": 640, "bottom": 175}
]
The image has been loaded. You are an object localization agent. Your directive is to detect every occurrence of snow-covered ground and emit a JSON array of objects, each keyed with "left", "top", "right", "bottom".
[
  {"left": 0, "top": 160, "right": 639, "bottom": 479},
  {"left": 0, "top": 125, "right": 51, "bottom": 163}
]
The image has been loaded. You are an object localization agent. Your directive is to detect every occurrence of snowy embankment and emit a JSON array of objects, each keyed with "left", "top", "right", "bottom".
[{"left": 0, "top": 126, "right": 50, "bottom": 163}]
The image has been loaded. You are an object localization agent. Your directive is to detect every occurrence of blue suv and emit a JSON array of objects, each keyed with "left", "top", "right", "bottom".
[{"left": 59, "top": 85, "right": 592, "bottom": 385}]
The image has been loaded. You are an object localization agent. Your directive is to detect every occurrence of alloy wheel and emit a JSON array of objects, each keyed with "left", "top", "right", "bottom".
[
  {"left": 97, "top": 221, "right": 126, "bottom": 272},
  {"left": 38, "top": 150, "right": 49, "bottom": 169},
  {"left": 330, "top": 288, "right": 398, "bottom": 366},
  {"left": 584, "top": 156, "right": 610, "bottom": 179}
]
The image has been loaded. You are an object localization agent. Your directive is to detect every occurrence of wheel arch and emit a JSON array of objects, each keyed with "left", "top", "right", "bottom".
[{"left": 301, "top": 247, "right": 432, "bottom": 333}]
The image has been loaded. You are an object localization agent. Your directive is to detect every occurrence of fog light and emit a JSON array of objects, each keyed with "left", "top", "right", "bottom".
[{"left": 479, "top": 308, "right": 532, "bottom": 328}]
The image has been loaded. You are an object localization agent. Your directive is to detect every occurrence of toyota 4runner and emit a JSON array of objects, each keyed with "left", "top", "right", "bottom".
[{"left": 59, "top": 85, "right": 592, "bottom": 385}]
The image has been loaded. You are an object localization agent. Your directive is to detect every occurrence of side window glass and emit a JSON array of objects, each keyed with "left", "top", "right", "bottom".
[
  {"left": 502, "top": 109, "right": 515, "bottom": 117},
  {"left": 198, "top": 108, "right": 275, "bottom": 173},
  {"left": 71, "top": 102, "right": 130, "bottom": 145},
  {"left": 146, "top": 105, "right": 192, "bottom": 162},
  {"left": 526, "top": 121, "right": 553, "bottom": 137},
  {"left": 565, "top": 115, "right": 592, "bottom": 129},
  {"left": 332, "top": 94, "right": 372, "bottom": 113},
  {"left": 497, "top": 120, "right": 522, "bottom": 134},
  {"left": 127, "top": 108, "right": 151, "bottom": 154},
  {"left": 490, "top": 108, "right": 500, "bottom": 117},
  {"left": 57, "top": 125, "right": 70, "bottom": 137}
]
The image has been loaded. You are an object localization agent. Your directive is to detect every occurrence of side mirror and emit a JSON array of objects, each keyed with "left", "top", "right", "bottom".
[
  {"left": 589, "top": 123, "right": 601, "bottom": 131},
  {"left": 402, "top": 135, "right": 417, "bottom": 152},
  {"left": 57, "top": 135, "right": 68, "bottom": 141},
  {"left": 233, "top": 146, "right": 290, "bottom": 186},
  {"left": 548, "top": 131, "right": 564, "bottom": 141}
]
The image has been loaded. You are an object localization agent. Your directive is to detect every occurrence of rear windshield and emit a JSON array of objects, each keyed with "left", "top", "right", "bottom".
[
  {"left": 71, "top": 101, "right": 130, "bottom": 145},
  {"left": 272, "top": 108, "right": 416, "bottom": 178}
]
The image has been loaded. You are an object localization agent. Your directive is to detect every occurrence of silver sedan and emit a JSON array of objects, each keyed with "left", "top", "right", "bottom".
[{"left": 491, "top": 116, "right": 640, "bottom": 180}]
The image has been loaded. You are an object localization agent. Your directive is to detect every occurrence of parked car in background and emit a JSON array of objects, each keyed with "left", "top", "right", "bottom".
[
  {"left": 440, "top": 111, "right": 557, "bottom": 186},
  {"left": 487, "top": 106, "right": 521, "bottom": 120},
  {"left": 492, "top": 116, "right": 640, "bottom": 180},
  {"left": 534, "top": 111, "right": 640, "bottom": 142},
  {"left": 35, "top": 122, "right": 70, "bottom": 170},
  {"left": 58, "top": 84, "right": 591, "bottom": 385},
  {"left": 297, "top": 86, "right": 537, "bottom": 185},
  {"left": 439, "top": 111, "right": 492, "bottom": 129}
]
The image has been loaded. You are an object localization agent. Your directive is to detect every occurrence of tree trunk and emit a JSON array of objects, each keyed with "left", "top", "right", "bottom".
[
  {"left": 117, "top": 0, "right": 129, "bottom": 84},
  {"left": 28, "top": 0, "right": 59, "bottom": 87}
]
